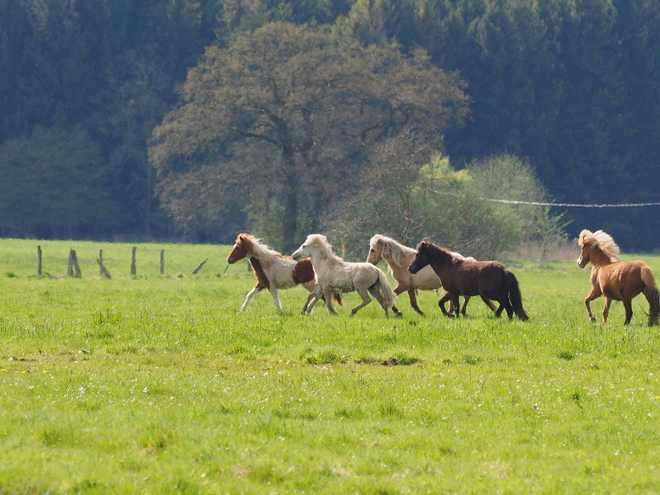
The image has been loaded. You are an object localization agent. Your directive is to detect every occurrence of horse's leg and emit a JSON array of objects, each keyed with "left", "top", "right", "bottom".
[
  {"left": 241, "top": 285, "right": 264, "bottom": 312},
  {"left": 306, "top": 293, "right": 323, "bottom": 314},
  {"left": 584, "top": 288, "right": 602, "bottom": 322},
  {"left": 323, "top": 288, "right": 339, "bottom": 315},
  {"left": 438, "top": 292, "right": 452, "bottom": 317},
  {"left": 450, "top": 294, "right": 461, "bottom": 317},
  {"left": 505, "top": 300, "right": 514, "bottom": 318},
  {"left": 302, "top": 286, "right": 321, "bottom": 314},
  {"left": 407, "top": 289, "right": 424, "bottom": 315},
  {"left": 493, "top": 297, "right": 510, "bottom": 318},
  {"left": 268, "top": 287, "right": 282, "bottom": 312},
  {"left": 481, "top": 296, "right": 497, "bottom": 313},
  {"left": 621, "top": 298, "right": 634, "bottom": 325},
  {"left": 460, "top": 296, "right": 470, "bottom": 316},
  {"left": 350, "top": 287, "right": 373, "bottom": 317},
  {"left": 386, "top": 285, "right": 403, "bottom": 316},
  {"left": 368, "top": 284, "right": 390, "bottom": 318}
]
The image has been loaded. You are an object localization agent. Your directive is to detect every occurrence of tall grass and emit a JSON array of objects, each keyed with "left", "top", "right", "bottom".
[{"left": 0, "top": 239, "right": 659, "bottom": 493}]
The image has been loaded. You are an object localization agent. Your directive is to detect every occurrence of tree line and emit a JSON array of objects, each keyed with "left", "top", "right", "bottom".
[{"left": 1, "top": 0, "right": 659, "bottom": 251}]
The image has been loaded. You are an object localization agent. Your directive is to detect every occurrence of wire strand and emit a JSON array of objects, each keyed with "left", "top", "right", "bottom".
[{"left": 487, "top": 199, "right": 660, "bottom": 208}]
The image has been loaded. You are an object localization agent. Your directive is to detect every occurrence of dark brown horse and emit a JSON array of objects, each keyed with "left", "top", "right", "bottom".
[
  {"left": 227, "top": 234, "right": 341, "bottom": 312},
  {"left": 577, "top": 229, "right": 659, "bottom": 326},
  {"left": 409, "top": 241, "right": 528, "bottom": 320}
]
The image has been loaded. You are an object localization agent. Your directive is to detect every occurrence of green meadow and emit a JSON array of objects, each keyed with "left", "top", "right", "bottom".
[{"left": 0, "top": 239, "right": 659, "bottom": 494}]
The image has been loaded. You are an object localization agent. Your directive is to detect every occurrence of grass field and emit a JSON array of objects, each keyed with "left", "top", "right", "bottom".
[{"left": 1, "top": 238, "right": 659, "bottom": 494}]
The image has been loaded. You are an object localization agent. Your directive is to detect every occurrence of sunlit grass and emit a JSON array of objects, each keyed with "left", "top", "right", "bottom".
[{"left": 0, "top": 239, "right": 659, "bottom": 493}]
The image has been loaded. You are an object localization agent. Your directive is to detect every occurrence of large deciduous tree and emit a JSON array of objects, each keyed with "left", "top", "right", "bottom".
[{"left": 149, "top": 22, "right": 469, "bottom": 250}]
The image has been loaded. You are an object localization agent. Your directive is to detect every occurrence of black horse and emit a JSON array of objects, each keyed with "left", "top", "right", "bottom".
[{"left": 409, "top": 241, "right": 528, "bottom": 320}]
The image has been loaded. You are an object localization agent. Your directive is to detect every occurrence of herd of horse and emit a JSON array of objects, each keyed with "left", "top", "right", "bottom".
[{"left": 226, "top": 230, "right": 660, "bottom": 327}]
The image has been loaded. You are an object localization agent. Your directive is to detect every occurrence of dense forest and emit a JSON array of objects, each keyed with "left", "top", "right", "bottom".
[{"left": 1, "top": 0, "right": 660, "bottom": 251}]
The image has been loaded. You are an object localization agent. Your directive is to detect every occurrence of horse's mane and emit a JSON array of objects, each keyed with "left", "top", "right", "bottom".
[
  {"left": 370, "top": 235, "right": 414, "bottom": 266},
  {"left": 306, "top": 234, "right": 343, "bottom": 262},
  {"left": 578, "top": 229, "right": 620, "bottom": 262},
  {"left": 239, "top": 234, "right": 283, "bottom": 259},
  {"left": 417, "top": 240, "right": 453, "bottom": 258}
]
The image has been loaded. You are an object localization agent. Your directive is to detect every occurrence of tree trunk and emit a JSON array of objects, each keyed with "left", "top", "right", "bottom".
[
  {"left": 278, "top": 128, "right": 300, "bottom": 253},
  {"left": 280, "top": 163, "right": 300, "bottom": 253}
]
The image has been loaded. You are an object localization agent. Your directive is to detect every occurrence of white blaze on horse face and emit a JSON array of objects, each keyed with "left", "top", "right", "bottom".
[{"left": 577, "top": 256, "right": 586, "bottom": 268}]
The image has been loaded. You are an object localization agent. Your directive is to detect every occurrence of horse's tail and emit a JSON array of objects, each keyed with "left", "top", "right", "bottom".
[
  {"left": 641, "top": 267, "right": 659, "bottom": 326},
  {"left": 376, "top": 269, "right": 396, "bottom": 309},
  {"left": 505, "top": 271, "right": 529, "bottom": 321}
]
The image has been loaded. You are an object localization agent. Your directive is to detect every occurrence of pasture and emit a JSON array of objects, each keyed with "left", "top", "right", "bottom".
[{"left": 0, "top": 238, "right": 659, "bottom": 494}]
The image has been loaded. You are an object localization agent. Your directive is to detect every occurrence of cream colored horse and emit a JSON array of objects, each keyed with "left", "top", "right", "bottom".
[
  {"left": 367, "top": 235, "right": 496, "bottom": 316},
  {"left": 292, "top": 234, "right": 396, "bottom": 317}
]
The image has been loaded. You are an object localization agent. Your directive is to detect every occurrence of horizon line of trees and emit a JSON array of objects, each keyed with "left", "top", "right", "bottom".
[{"left": 2, "top": 0, "right": 660, "bottom": 252}]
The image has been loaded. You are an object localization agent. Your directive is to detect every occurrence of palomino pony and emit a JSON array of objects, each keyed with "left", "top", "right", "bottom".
[
  {"left": 409, "top": 240, "right": 528, "bottom": 320},
  {"left": 292, "top": 234, "right": 396, "bottom": 317},
  {"left": 226, "top": 234, "right": 341, "bottom": 312},
  {"left": 367, "top": 235, "right": 496, "bottom": 316},
  {"left": 577, "top": 229, "right": 659, "bottom": 326}
]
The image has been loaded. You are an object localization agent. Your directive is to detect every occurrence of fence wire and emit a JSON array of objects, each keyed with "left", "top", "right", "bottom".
[{"left": 487, "top": 199, "right": 660, "bottom": 208}]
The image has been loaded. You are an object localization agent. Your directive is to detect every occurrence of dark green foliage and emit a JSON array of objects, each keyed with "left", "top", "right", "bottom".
[
  {"left": 341, "top": 0, "right": 660, "bottom": 250},
  {"left": 0, "top": 127, "right": 118, "bottom": 238},
  {"left": 2, "top": 0, "right": 660, "bottom": 249}
]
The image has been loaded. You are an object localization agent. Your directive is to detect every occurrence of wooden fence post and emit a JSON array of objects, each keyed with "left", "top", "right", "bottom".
[
  {"left": 97, "top": 249, "right": 111, "bottom": 279},
  {"left": 131, "top": 247, "right": 137, "bottom": 276},
  {"left": 192, "top": 258, "right": 208, "bottom": 275},
  {"left": 37, "top": 245, "right": 42, "bottom": 277},
  {"left": 160, "top": 249, "right": 165, "bottom": 275},
  {"left": 68, "top": 249, "right": 82, "bottom": 278}
]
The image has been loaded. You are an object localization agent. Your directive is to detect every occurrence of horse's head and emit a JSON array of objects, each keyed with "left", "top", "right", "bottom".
[
  {"left": 291, "top": 243, "right": 310, "bottom": 260},
  {"left": 577, "top": 246, "right": 590, "bottom": 268},
  {"left": 577, "top": 229, "right": 620, "bottom": 268},
  {"left": 227, "top": 234, "right": 250, "bottom": 264},
  {"left": 409, "top": 241, "right": 432, "bottom": 274},
  {"left": 292, "top": 235, "right": 317, "bottom": 260},
  {"left": 293, "top": 234, "right": 336, "bottom": 261},
  {"left": 367, "top": 236, "right": 385, "bottom": 265}
]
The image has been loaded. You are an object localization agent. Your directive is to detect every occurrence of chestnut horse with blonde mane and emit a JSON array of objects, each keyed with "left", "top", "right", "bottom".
[
  {"left": 227, "top": 234, "right": 340, "bottom": 312},
  {"left": 577, "top": 229, "right": 659, "bottom": 326},
  {"left": 409, "top": 240, "right": 528, "bottom": 320},
  {"left": 367, "top": 234, "right": 497, "bottom": 316},
  {"left": 292, "top": 234, "right": 396, "bottom": 317}
]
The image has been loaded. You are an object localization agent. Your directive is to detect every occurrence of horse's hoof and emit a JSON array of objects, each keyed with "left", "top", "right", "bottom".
[
  {"left": 589, "top": 316, "right": 596, "bottom": 322},
  {"left": 395, "top": 312, "right": 404, "bottom": 318}
]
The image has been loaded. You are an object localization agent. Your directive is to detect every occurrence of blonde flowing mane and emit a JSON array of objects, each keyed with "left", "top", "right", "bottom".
[
  {"left": 240, "top": 234, "right": 283, "bottom": 259},
  {"left": 578, "top": 229, "right": 620, "bottom": 262},
  {"left": 305, "top": 234, "right": 343, "bottom": 262},
  {"left": 370, "top": 235, "right": 414, "bottom": 267}
]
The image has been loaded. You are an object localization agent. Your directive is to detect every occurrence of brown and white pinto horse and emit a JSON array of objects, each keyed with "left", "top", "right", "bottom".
[
  {"left": 577, "top": 229, "right": 659, "bottom": 326},
  {"left": 227, "top": 234, "right": 340, "bottom": 312}
]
